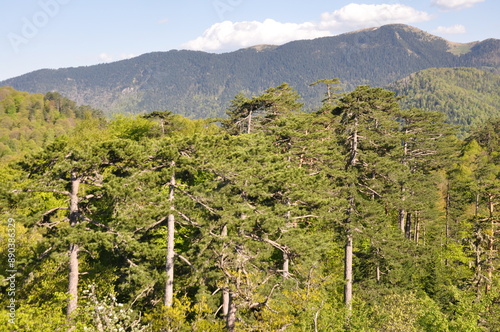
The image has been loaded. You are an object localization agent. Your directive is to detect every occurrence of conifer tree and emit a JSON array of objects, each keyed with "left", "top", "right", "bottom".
[
  {"left": 222, "top": 83, "right": 303, "bottom": 134},
  {"left": 332, "top": 86, "right": 403, "bottom": 312}
]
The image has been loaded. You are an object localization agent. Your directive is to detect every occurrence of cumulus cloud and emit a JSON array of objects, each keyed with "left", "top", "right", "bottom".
[
  {"left": 182, "top": 19, "right": 330, "bottom": 52},
  {"left": 434, "top": 24, "right": 467, "bottom": 34},
  {"left": 320, "top": 3, "right": 432, "bottom": 30},
  {"left": 432, "top": 0, "right": 485, "bottom": 10},
  {"left": 182, "top": 3, "right": 432, "bottom": 52}
]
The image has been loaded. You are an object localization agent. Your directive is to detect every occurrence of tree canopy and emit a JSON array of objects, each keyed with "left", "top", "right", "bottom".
[{"left": 0, "top": 85, "right": 499, "bottom": 331}]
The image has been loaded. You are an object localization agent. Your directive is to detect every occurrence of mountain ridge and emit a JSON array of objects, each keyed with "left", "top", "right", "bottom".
[{"left": 1, "top": 24, "right": 499, "bottom": 118}]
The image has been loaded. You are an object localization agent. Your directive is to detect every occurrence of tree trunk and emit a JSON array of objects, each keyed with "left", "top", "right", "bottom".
[
  {"left": 486, "top": 194, "right": 495, "bottom": 293},
  {"left": 226, "top": 291, "right": 237, "bottom": 332},
  {"left": 222, "top": 287, "right": 230, "bottom": 320},
  {"left": 475, "top": 193, "right": 480, "bottom": 216},
  {"left": 399, "top": 209, "right": 406, "bottom": 235},
  {"left": 344, "top": 232, "right": 353, "bottom": 312},
  {"left": 247, "top": 111, "right": 252, "bottom": 134},
  {"left": 283, "top": 252, "right": 290, "bottom": 279},
  {"left": 165, "top": 169, "right": 176, "bottom": 307},
  {"left": 67, "top": 243, "right": 79, "bottom": 317},
  {"left": 349, "top": 118, "right": 359, "bottom": 167},
  {"left": 67, "top": 173, "right": 80, "bottom": 318},
  {"left": 414, "top": 212, "right": 420, "bottom": 244},
  {"left": 344, "top": 119, "right": 357, "bottom": 313},
  {"left": 446, "top": 189, "right": 450, "bottom": 237},
  {"left": 405, "top": 212, "right": 412, "bottom": 240},
  {"left": 375, "top": 247, "right": 381, "bottom": 283},
  {"left": 221, "top": 224, "right": 230, "bottom": 320}
]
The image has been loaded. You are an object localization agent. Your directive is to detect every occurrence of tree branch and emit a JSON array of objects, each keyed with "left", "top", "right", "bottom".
[
  {"left": 14, "top": 188, "right": 70, "bottom": 196},
  {"left": 175, "top": 185, "right": 219, "bottom": 215}
]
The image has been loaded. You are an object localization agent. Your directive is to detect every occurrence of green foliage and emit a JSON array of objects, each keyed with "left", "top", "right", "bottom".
[
  {"left": 2, "top": 82, "right": 499, "bottom": 330},
  {"left": 388, "top": 67, "right": 500, "bottom": 135},
  {"left": 0, "top": 87, "right": 104, "bottom": 161}
]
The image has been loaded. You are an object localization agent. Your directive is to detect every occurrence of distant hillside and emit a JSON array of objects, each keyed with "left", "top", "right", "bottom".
[
  {"left": 387, "top": 67, "right": 500, "bottom": 133},
  {"left": 0, "top": 86, "right": 103, "bottom": 160},
  {"left": 1, "top": 24, "right": 499, "bottom": 118}
]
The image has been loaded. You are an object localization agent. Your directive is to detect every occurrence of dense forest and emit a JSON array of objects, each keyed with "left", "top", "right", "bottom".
[
  {"left": 0, "top": 82, "right": 499, "bottom": 331},
  {"left": 0, "top": 86, "right": 103, "bottom": 161},
  {"left": 388, "top": 67, "right": 500, "bottom": 134}
]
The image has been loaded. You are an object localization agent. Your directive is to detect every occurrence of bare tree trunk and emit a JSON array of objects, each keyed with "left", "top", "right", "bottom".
[
  {"left": 344, "top": 120, "right": 357, "bottom": 314},
  {"left": 446, "top": 187, "right": 450, "bottom": 240},
  {"left": 399, "top": 209, "right": 406, "bottom": 235},
  {"left": 349, "top": 119, "right": 359, "bottom": 167},
  {"left": 226, "top": 291, "right": 237, "bottom": 332},
  {"left": 486, "top": 195, "right": 495, "bottom": 293},
  {"left": 445, "top": 185, "right": 451, "bottom": 266},
  {"left": 221, "top": 224, "right": 230, "bottom": 320},
  {"left": 344, "top": 232, "right": 353, "bottom": 312},
  {"left": 165, "top": 168, "right": 176, "bottom": 307},
  {"left": 222, "top": 287, "right": 230, "bottom": 320},
  {"left": 67, "top": 243, "right": 79, "bottom": 317},
  {"left": 414, "top": 212, "right": 420, "bottom": 244},
  {"left": 283, "top": 252, "right": 290, "bottom": 279},
  {"left": 67, "top": 173, "right": 80, "bottom": 318},
  {"left": 246, "top": 111, "right": 252, "bottom": 134},
  {"left": 375, "top": 247, "right": 381, "bottom": 283}
]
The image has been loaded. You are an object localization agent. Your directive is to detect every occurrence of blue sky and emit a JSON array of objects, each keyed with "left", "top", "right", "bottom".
[{"left": 1, "top": 0, "right": 498, "bottom": 81}]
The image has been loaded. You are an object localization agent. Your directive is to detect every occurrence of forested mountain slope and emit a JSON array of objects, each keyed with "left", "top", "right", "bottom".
[
  {"left": 387, "top": 67, "right": 500, "bottom": 133},
  {"left": 0, "top": 86, "right": 103, "bottom": 160},
  {"left": 1, "top": 24, "right": 499, "bottom": 117}
]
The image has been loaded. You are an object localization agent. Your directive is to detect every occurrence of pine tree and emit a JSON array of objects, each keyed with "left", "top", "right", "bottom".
[
  {"left": 332, "top": 86, "right": 403, "bottom": 313},
  {"left": 222, "top": 83, "right": 303, "bottom": 134}
]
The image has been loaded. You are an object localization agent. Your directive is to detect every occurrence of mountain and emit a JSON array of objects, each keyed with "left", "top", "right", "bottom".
[
  {"left": 1, "top": 24, "right": 499, "bottom": 118},
  {"left": 387, "top": 67, "right": 500, "bottom": 134}
]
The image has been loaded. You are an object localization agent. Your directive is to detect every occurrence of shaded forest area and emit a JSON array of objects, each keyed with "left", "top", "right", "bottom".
[{"left": 0, "top": 82, "right": 499, "bottom": 331}]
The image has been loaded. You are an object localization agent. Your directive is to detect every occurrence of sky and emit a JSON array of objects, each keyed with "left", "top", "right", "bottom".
[{"left": 1, "top": 0, "right": 498, "bottom": 81}]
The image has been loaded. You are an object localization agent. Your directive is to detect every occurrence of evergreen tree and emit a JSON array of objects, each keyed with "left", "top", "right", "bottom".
[{"left": 332, "top": 86, "right": 403, "bottom": 313}]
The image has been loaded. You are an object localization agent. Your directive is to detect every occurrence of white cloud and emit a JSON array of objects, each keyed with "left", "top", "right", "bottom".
[
  {"left": 320, "top": 3, "right": 432, "bottom": 30},
  {"left": 98, "top": 53, "right": 136, "bottom": 63},
  {"left": 434, "top": 24, "right": 467, "bottom": 34},
  {"left": 98, "top": 53, "right": 113, "bottom": 62},
  {"left": 432, "top": 0, "right": 485, "bottom": 10},
  {"left": 120, "top": 53, "right": 136, "bottom": 60},
  {"left": 182, "top": 3, "right": 432, "bottom": 52},
  {"left": 182, "top": 19, "right": 330, "bottom": 52}
]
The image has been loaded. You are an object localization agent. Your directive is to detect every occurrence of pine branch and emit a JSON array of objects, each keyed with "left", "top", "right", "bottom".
[
  {"left": 174, "top": 209, "right": 202, "bottom": 228},
  {"left": 14, "top": 188, "right": 70, "bottom": 196},
  {"left": 175, "top": 253, "right": 196, "bottom": 270},
  {"left": 135, "top": 216, "right": 167, "bottom": 233},
  {"left": 174, "top": 185, "right": 219, "bottom": 215}
]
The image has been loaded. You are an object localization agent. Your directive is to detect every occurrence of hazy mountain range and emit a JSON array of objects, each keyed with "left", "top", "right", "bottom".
[{"left": 1, "top": 24, "right": 499, "bottom": 118}]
